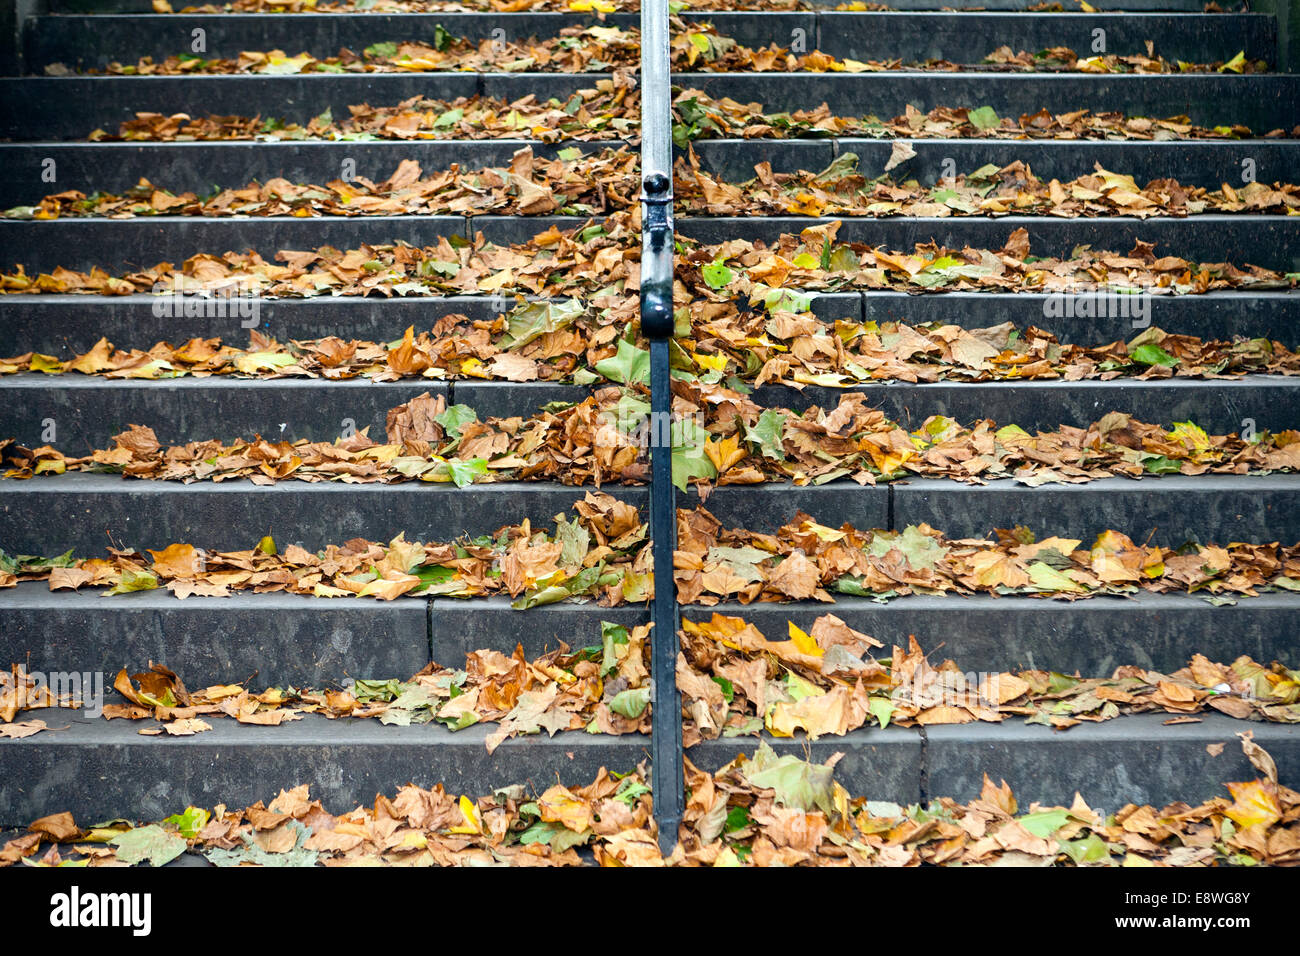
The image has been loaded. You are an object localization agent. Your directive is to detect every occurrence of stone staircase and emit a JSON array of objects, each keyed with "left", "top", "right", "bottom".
[{"left": 1, "top": 1, "right": 1299, "bottom": 830}]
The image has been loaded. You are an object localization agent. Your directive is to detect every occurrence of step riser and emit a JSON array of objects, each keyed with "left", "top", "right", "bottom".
[
  {"left": 5, "top": 139, "right": 1295, "bottom": 209},
  {"left": 0, "top": 481, "right": 651, "bottom": 555},
  {"left": 456, "top": 379, "right": 1300, "bottom": 435},
  {"left": 0, "top": 379, "right": 448, "bottom": 448},
  {"left": 2, "top": 293, "right": 1295, "bottom": 357},
  {"left": 0, "top": 141, "right": 616, "bottom": 209},
  {"left": 678, "top": 216, "right": 1300, "bottom": 273},
  {"left": 433, "top": 594, "right": 1300, "bottom": 674},
  {"left": 5, "top": 74, "right": 1296, "bottom": 141},
  {"left": 42, "top": 0, "right": 1219, "bottom": 12},
  {"left": 690, "top": 140, "right": 1300, "bottom": 193},
  {"left": 0, "top": 710, "right": 1290, "bottom": 825},
  {"left": 1, "top": 477, "right": 1293, "bottom": 555},
  {"left": 897, "top": 476, "right": 1300, "bottom": 544},
  {"left": 5, "top": 589, "right": 1293, "bottom": 698},
  {"left": 22, "top": 13, "right": 1276, "bottom": 73},
  {"left": 4, "top": 215, "right": 1296, "bottom": 274},
  {"left": 0, "top": 586, "right": 431, "bottom": 689},
  {"left": 2, "top": 378, "right": 1294, "bottom": 449},
  {"left": 678, "top": 74, "right": 1300, "bottom": 132},
  {"left": 0, "top": 296, "right": 507, "bottom": 355}
]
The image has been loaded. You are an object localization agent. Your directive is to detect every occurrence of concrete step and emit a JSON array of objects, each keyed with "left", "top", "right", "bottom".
[
  {"left": 678, "top": 215, "right": 1300, "bottom": 272},
  {"left": 0, "top": 582, "right": 431, "bottom": 689},
  {"left": 5, "top": 138, "right": 1296, "bottom": 209},
  {"left": 3, "top": 583, "right": 1294, "bottom": 705},
  {"left": 0, "top": 707, "right": 1292, "bottom": 825},
  {"left": 0, "top": 475, "right": 896, "bottom": 554},
  {"left": 4, "top": 213, "right": 1295, "bottom": 275},
  {"left": 0, "top": 377, "right": 449, "bottom": 448},
  {"left": 1, "top": 291, "right": 1294, "bottom": 357},
  {"left": 455, "top": 377, "right": 1300, "bottom": 435},
  {"left": 0, "top": 472, "right": 1294, "bottom": 556},
  {"left": 676, "top": 73, "right": 1300, "bottom": 132},
  {"left": 1, "top": 373, "right": 1295, "bottom": 449},
  {"left": 688, "top": 139, "right": 1300, "bottom": 191},
  {"left": 5, "top": 72, "right": 1296, "bottom": 141},
  {"left": 431, "top": 590, "right": 1300, "bottom": 674},
  {"left": 0, "top": 140, "right": 618, "bottom": 209},
  {"left": 21, "top": 12, "right": 1275, "bottom": 73}
]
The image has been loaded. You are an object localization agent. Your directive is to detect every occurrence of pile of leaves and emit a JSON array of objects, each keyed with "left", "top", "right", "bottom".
[
  {"left": 4, "top": 149, "right": 639, "bottom": 221},
  {"left": 5, "top": 213, "right": 1294, "bottom": 298},
  {"left": 4, "top": 611, "right": 1298, "bottom": 750},
  {"left": 5, "top": 737, "right": 1296, "bottom": 867},
  {"left": 0, "top": 492, "right": 650, "bottom": 604},
  {"left": 63, "top": 22, "right": 1260, "bottom": 77},
  {"left": 679, "top": 220, "right": 1296, "bottom": 296},
  {"left": 80, "top": 24, "right": 646, "bottom": 75},
  {"left": 16, "top": 150, "right": 1298, "bottom": 223},
  {"left": 673, "top": 91, "right": 1287, "bottom": 143},
  {"left": 161, "top": 0, "right": 812, "bottom": 13},
  {"left": 91, "top": 78, "right": 638, "bottom": 143},
  {"left": 672, "top": 509, "right": 1300, "bottom": 603},
  {"left": 4, "top": 503, "right": 1300, "bottom": 605},
  {"left": 6, "top": 384, "right": 1299, "bottom": 488},
  {"left": 6, "top": 312, "right": 1295, "bottom": 387},
  {"left": 985, "top": 43, "right": 1264, "bottom": 73},
  {"left": 678, "top": 613, "right": 1300, "bottom": 743},
  {"left": 87, "top": 88, "right": 1282, "bottom": 145},
  {"left": 1, "top": 212, "right": 641, "bottom": 299},
  {"left": 1, "top": 621, "right": 654, "bottom": 752},
  {"left": 678, "top": 152, "right": 1300, "bottom": 219},
  {"left": 4, "top": 767, "right": 661, "bottom": 867}
]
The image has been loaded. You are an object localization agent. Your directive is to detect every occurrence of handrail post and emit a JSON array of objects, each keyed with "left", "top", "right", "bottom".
[{"left": 640, "top": 0, "right": 683, "bottom": 857}]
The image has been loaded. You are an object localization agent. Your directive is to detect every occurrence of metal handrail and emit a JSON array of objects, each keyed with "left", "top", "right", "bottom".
[{"left": 640, "top": 0, "right": 684, "bottom": 856}]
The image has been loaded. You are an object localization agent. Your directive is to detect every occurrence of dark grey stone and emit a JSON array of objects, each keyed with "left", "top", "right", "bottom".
[
  {"left": 0, "top": 140, "right": 621, "bottom": 208},
  {"left": 688, "top": 591, "right": 1300, "bottom": 675},
  {"left": 0, "top": 215, "right": 470, "bottom": 273},
  {"left": 923, "top": 713, "right": 1300, "bottom": 807},
  {"left": 0, "top": 582, "right": 430, "bottom": 689},
  {"left": 0, "top": 376, "right": 448, "bottom": 447},
  {"left": 893, "top": 474, "right": 1300, "bottom": 544},
  {"left": 677, "top": 215, "right": 1300, "bottom": 273},
  {"left": 431, "top": 595, "right": 648, "bottom": 661},
  {"left": 673, "top": 74, "right": 1300, "bottom": 133},
  {"left": 0, "top": 294, "right": 506, "bottom": 356},
  {"left": 0, "top": 473, "right": 642, "bottom": 554}
]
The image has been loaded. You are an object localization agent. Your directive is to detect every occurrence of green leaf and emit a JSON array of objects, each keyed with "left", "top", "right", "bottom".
[
  {"left": 364, "top": 41, "right": 398, "bottom": 58},
  {"left": 868, "top": 696, "right": 894, "bottom": 729},
  {"left": 111, "top": 825, "right": 187, "bottom": 867},
  {"left": 743, "top": 408, "right": 786, "bottom": 462},
  {"left": 105, "top": 567, "right": 159, "bottom": 596},
  {"left": 446, "top": 457, "right": 488, "bottom": 488},
  {"left": 1020, "top": 808, "right": 1072, "bottom": 838},
  {"left": 594, "top": 338, "right": 650, "bottom": 385},
  {"left": 1130, "top": 343, "right": 1179, "bottom": 367},
  {"left": 724, "top": 805, "right": 752, "bottom": 833},
  {"left": 435, "top": 403, "right": 478, "bottom": 439},
  {"left": 671, "top": 416, "right": 718, "bottom": 491},
  {"left": 711, "top": 675, "right": 735, "bottom": 703},
  {"left": 702, "top": 261, "right": 735, "bottom": 290},
  {"left": 967, "top": 106, "right": 1000, "bottom": 129},
  {"left": 161, "top": 806, "right": 210, "bottom": 840},
  {"left": 601, "top": 621, "right": 630, "bottom": 676},
  {"left": 742, "top": 744, "right": 836, "bottom": 816},
  {"left": 608, "top": 686, "right": 651, "bottom": 719},
  {"left": 1060, "top": 833, "right": 1111, "bottom": 864}
]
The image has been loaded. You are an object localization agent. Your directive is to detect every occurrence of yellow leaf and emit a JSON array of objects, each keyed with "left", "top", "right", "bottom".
[
  {"left": 788, "top": 621, "right": 823, "bottom": 657},
  {"left": 448, "top": 795, "right": 483, "bottom": 834},
  {"left": 1225, "top": 780, "right": 1282, "bottom": 829}
]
